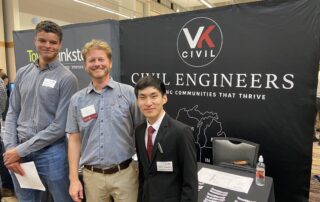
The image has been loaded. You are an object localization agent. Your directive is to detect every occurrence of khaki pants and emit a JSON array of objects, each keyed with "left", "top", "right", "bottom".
[{"left": 83, "top": 162, "right": 138, "bottom": 202}]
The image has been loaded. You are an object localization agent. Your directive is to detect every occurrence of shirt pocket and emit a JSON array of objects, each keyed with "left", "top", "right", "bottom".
[
  {"left": 108, "top": 94, "right": 130, "bottom": 122},
  {"left": 39, "top": 84, "right": 59, "bottom": 109},
  {"left": 77, "top": 105, "right": 98, "bottom": 132}
]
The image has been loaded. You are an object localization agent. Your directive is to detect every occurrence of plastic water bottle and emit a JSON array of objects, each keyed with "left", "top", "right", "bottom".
[{"left": 256, "top": 155, "right": 265, "bottom": 186}]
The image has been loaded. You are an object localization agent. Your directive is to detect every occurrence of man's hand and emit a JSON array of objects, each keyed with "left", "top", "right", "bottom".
[
  {"left": 6, "top": 162, "right": 25, "bottom": 176},
  {"left": 3, "top": 148, "right": 21, "bottom": 165},
  {"left": 69, "top": 179, "right": 83, "bottom": 202},
  {"left": 4, "top": 148, "right": 25, "bottom": 176}
]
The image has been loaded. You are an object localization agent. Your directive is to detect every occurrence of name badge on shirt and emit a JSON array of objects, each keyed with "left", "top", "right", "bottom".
[
  {"left": 42, "top": 78, "right": 57, "bottom": 88},
  {"left": 80, "top": 105, "right": 98, "bottom": 122},
  {"left": 156, "top": 161, "right": 173, "bottom": 172}
]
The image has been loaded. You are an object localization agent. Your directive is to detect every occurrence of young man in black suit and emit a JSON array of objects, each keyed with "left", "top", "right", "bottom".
[{"left": 134, "top": 75, "right": 198, "bottom": 202}]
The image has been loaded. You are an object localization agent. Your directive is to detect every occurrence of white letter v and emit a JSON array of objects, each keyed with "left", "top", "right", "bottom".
[{"left": 182, "top": 26, "right": 204, "bottom": 49}]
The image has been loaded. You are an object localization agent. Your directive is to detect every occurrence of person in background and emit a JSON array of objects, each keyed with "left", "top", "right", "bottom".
[
  {"left": 0, "top": 74, "right": 6, "bottom": 125},
  {"left": 0, "top": 72, "right": 8, "bottom": 85},
  {"left": 134, "top": 75, "right": 198, "bottom": 202},
  {"left": 3, "top": 20, "right": 78, "bottom": 202},
  {"left": 66, "top": 39, "right": 143, "bottom": 202},
  {"left": 0, "top": 73, "right": 9, "bottom": 121},
  {"left": 0, "top": 75, "right": 6, "bottom": 132},
  {"left": 0, "top": 72, "right": 14, "bottom": 197},
  {"left": 0, "top": 76, "right": 6, "bottom": 131}
]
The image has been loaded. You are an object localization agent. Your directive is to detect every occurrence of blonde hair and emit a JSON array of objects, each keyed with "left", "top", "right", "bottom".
[{"left": 82, "top": 39, "right": 112, "bottom": 62}]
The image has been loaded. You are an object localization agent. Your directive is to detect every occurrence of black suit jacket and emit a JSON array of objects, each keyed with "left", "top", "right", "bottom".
[{"left": 135, "top": 114, "right": 198, "bottom": 202}]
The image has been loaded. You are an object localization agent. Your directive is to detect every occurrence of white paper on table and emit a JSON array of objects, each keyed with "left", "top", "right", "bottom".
[
  {"left": 14, "top": 161, "right": 46, "bottom": 191},
  {"left": 198, "top": 167, "right": 253, "bottom": 193}
]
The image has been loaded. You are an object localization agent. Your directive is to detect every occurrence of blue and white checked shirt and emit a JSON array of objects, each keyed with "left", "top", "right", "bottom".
[{"left": 66, "top": 78, "right": 144, "bottom": 167}]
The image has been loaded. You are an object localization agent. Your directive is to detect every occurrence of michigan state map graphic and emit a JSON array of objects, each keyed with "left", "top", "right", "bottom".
[{"left": 176, "top": 105, "right": 226, "bottom": 163}]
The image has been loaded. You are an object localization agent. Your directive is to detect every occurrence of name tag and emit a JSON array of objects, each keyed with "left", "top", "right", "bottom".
[
  {"left": 42, "top": 78, "right": 56, "bottom": 88},
  {"left": 156, "top": 161, "right": 173, "bottom": 172},
  {"left": 80, "top": 105, "right": 98, "bottom": 122}
]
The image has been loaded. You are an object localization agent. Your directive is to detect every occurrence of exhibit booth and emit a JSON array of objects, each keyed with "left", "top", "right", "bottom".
[{"left": 13, "top": 0, "right": 320, "bottom": 201}]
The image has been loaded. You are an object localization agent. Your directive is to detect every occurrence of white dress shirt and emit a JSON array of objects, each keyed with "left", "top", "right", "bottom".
[{"left": 145, "top": 111, "right": 166, "bottom": 148}]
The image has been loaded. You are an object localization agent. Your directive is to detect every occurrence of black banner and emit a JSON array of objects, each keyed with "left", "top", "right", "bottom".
[{"left": 120, "top": 0, "right": 320, "bottom": 201}]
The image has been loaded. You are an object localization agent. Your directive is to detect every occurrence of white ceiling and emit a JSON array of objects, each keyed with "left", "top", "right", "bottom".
[
  {"left": 171, "top": 0, "right": 224, "bottom": 8},
  {"left": 170, "top": 0, "right": 204, "bottom": 7},
  {"left": 19, "top": 0, "right": 122, "bottom": 24},
  {"left": 168, "top": 0, "right": 256, "bottom": 8},
  {"left": 18, "top": 0, "right": 258, "bottom": 26}
]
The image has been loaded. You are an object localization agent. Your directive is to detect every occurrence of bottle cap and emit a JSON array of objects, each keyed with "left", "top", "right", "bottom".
[{"left": 259, "top": 155, "right": 264, "bottom": 163}]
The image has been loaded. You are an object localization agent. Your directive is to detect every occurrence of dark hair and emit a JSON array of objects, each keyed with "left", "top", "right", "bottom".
[
  {"left": 134, "top": 75, "right": 166, "bottom": 97},
  {"left": 0, "top": 73, "right": 8, "bottom": 80},
  {"left": 35, "top": 20, "right": 63, "bottom": 42}
]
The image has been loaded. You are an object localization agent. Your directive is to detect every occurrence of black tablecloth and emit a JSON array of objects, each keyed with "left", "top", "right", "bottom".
[{"left": 198, "top": 163, "right": 275, "bottom": 202}]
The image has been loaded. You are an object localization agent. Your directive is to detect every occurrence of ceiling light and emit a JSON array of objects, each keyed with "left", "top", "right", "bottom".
[
  {"left": 199, "top": 0, "right": 213, "bottom": 8},
  {"left": 73, "top": 0, "right": 132, "bottom": 19}
]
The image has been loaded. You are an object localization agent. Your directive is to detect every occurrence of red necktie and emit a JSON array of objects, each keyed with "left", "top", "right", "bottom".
[{"left": 147, "top": 126, "right": 155, "bottom": 160}]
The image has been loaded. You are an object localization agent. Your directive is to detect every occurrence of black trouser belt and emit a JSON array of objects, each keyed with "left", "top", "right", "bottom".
[{"left": 84, "top": 158, "right": 132, "bottom": 175}]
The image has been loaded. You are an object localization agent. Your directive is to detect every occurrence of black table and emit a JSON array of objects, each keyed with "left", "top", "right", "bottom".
[{"left": 198, "top": 163, "right": 275, "bottom": 202}]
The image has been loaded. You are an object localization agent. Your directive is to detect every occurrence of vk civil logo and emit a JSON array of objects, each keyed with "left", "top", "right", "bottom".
[{"left": 177, "top": 17, "right": 223, "bottom": 68}]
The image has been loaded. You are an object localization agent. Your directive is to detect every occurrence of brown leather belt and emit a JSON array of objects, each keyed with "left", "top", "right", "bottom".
[{"left": 84, "top": 158, "right": 132, "bottom": 175}]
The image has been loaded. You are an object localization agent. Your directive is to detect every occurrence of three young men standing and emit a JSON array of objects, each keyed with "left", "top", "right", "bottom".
[{"left": 4, "top": 20, "right": 198, "bottom": 202}]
